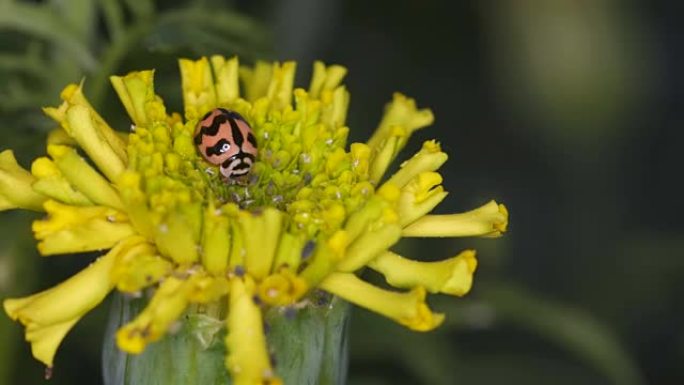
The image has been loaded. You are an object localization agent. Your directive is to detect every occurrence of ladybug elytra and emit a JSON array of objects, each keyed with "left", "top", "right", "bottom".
[{"left": 194, "top": 108, "right": 258, "bottom": 182}]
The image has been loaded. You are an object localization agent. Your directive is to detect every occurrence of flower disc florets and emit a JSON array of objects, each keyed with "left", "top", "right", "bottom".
[{"left": 0, "top": 56, "right": 508, "bottom": 384}]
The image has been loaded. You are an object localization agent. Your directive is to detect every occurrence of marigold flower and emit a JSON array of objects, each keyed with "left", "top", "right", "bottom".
[{"left": 1, "top": 55, "right": 508, "bottom": 383}]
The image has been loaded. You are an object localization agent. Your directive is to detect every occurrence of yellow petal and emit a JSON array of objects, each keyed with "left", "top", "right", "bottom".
[
  {"left": 367, "top": 93, "right": 434, "bottom": 152},
  {"left": 25, "top": 318, "right": 78, "bottom": 368},
  {"left": 154, "top": 207, "right": 201, "bottom": 265},
  {"left": 225, "top": 276, "right": 280, "bottom": 385},
  {"left": 265, "top": 61, "right": 296, "bottom": 110},
  {"left": 109, "top": 237, "right": 171, "bottom": 293},
  {"left": 0, "top": 150, "right": 47, "bottom": 211},
  {"left": 335, "top": 224, "right": 401, "bottom": 273},
  {"left": 308, "top": 61, "right": 348, "bottom": 99},
  {"left": 257, "top": 267, "right": 308, "bottom": 306},
  {"left": 272, "top": 232, "right": 307, "bottom": 271},
  {"left": 299, "top": 230, "right": 350, "bottom": 287},
  {"left": 343, "top": 187, "right": 398, "bottom": 242},
  {"left": 116, "top": 276, "right": 194, "bottom": 354},
  {"left": 3, "top": 246, "right": 117, "bottom": 366},
  {"left": 179, "top": 57, "right": 217, "bottom": 121},
  {"left": 47, "top": 145, "right": 124, "bottom": 210},
  {"left": 117, "top": 171, "right": 154, "bottom": 238},
  {"left": 31, "top": 157, "right": 93, "bottom": 206},
  {"left": 320, "top": 273, "right": 444, "bottom": 332},
  {"left": 369, "top": 133, "right": 403, "bottom": 184},
  {"left": 396, "top": 171, "right": 449, "bottom": 227},
  {"left": 240, "top": 208, "right": 283, "bottom": 280},
  {"left": 187, "top": 275, "right": 230, "bottom": 304},
  {"left": 403, "top": 200, "right": 509, "bottom": 238},
  {"left": 210, "top": 55, "right": 240, "bottom": 105},
  {"left": 201, "top": 204, "right": 231, "bottom": 275},
  {"left": 239, "top": 61, "right": 273, "bottom": 102},
  {"left": 110, "top": 70, "right": 168, "bottom": 127},
  {"left": 369, "top": 250, "right": 477, "bottom": 296},
  {"left": 46, "top": 128, "right": 77, "bottom": 146},
  {"left": 386, "top": 140, "right": 448, "bottom": 188},
  {"left": 43, "top": 83, "right": 127, "bottom": 181},
  {"left": 33, "top": 200, "right": 135, "bottom": 256},
  {"left": 312, "top": 62, "right": 349, "bottom": 128},
  {"left": 116, "top": 271, "right": 229, "bottom": 354}
]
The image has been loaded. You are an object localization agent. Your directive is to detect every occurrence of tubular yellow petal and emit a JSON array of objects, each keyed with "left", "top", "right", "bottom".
[
  {"left": 266, "top": 61, "right": 296, "bottom": 110},
  {"left": 154, "top": 209, "right": 200, "bottom": 265},
  {"left": 31, "top": 157, "right": 93, "bottom": 206},
  {"left": 343, "top": 187, "right": 398, "bottom": 242},
  {"left": 367, "top": 93, "right": 434, "bottom": 151},
  {"left": 321, "top": 85, "right": 350, "bottom": 130},
  {"left": 228, "top": 220, "right": 246, "bottom": 270},
  {"left": 369, "top": 134, "right": 402, "bottom": 184},
  {"left": 187, "top": 275, "right": 230, "bottom": 304},
  {"left": 386, "top": 140, "right": 448, "bottom": 188},
  {"left": 299, "top": 230, "right": 350, "bottom": 287},
  {"left": 116, "top": 276, "right": 194, "bottom": 354},
  {"left": 336, "top": 224, "right": 402, "bottom": 273},
  {"left": 117, "top": 171, "right": 154, "bottom": 238},
  {"left": 201, "top": 204, "right": 231, "bottom": 275},
  {"left": 272, "top": 232, "right": 307, "bottom": 271},
  {"left": 179, "top": 57, "right": 217, "bottom": 121},
  {"left": 44, "top": 83, "right": 127, "bottom": 180},
  {"left": 109, "top": 237, "right": 171, "bottom": 293},
  {"left": 0, "top": 150, "right": 47, "bottom": 211},
  {"left": 3, "top": 246, "right": 117, "bottom": 366},
  {"left": 25, "top": 318, "right": 78, "bottom": 368},
  {"left": 225, "top": 276, "right": 280, "bottom": 385},
  {"left": 46, "top": 128, "right": 77, "bottom": 146},
  {"left": 257, "top": 267, "right": 308, "bottom": 306},
  {"left": 239, "top": 61, "right": 273, "bottom": 102},
  {"left": 397, "top": 171, "right": 449, "bottom": 227},
  {"left": 110, "top": 70, "right": 168, "bottom": 127},
  {"left": 210, "top": 55, "right": 240, "bottom": 105},
  {"left": 369, "top": 250, "right": 477, "bottom": 296},
  {"left": 64, "top": 105, "right": 126, "bottom": 181},
  {"left": 403, "top": 200, "right": 509, "bottom": 238},
  {"left": 240, "top": 208, "right": 283, "bottom": 280},
  {"left": 320, "top": 273, "right": 444, "bottom": 332},
  {"left": 309, "top": 61, "right": 348, "bottom": 99},
  {"left": 33, "top": 200, "right": 135, "bottom": 256},
  {"left": 48, "top": 145, "right": 124, "bottom": 210}
]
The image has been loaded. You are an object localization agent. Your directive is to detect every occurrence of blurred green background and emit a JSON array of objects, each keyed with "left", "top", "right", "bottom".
[{"left": 0, "top": 0, "right": 681, "bottom": 384}]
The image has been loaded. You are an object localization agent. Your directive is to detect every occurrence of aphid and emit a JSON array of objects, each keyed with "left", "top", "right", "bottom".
[{"left": 194, "top": 108, "right": 258, "bottom": 183}]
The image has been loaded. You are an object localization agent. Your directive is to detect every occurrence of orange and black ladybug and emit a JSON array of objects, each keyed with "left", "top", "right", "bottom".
[{"left": 194, "top": 108, "right": 258, "bottom": 182}]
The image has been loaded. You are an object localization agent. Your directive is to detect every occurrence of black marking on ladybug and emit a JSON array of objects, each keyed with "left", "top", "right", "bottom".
[
  {"left": 228, "top": 117, "right": 244, "bottom": 147},
  {"left": 205, "top": 139, "right": 231, "bottom": 157},
  {"left": 219, "top": 108, "right": 246, "bottom": 122},
  {"left": 194, "top": 113, "right": 226, "bottom": 144},
  {"left": 247, "top": 132, "right": 257, "bottom": 147},
  {"left": 221, "top": 153, "right": 253, "bottom": 170}
]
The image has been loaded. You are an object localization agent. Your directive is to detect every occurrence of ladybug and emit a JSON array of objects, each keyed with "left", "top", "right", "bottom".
[{"left": 194, "top": 108, "right": 258, "bottom": 182}]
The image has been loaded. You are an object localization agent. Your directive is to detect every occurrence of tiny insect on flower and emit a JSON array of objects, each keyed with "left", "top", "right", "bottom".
[{"left": 194, "top": 108, "right": 258, "bottom": 183}]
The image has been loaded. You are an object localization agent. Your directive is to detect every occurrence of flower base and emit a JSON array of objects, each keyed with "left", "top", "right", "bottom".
[{"left": 103, "top": 292, "right": 350, "bottom": 385}]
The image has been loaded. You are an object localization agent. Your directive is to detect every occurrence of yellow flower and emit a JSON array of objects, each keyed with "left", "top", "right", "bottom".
[{"left": 1, "top": 56, "right": 508, "bottom": 383}]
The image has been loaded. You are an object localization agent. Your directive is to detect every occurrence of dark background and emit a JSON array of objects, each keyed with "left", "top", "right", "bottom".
[{"left": 0, "top": 1, "right": 682, "bottom": 384}]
